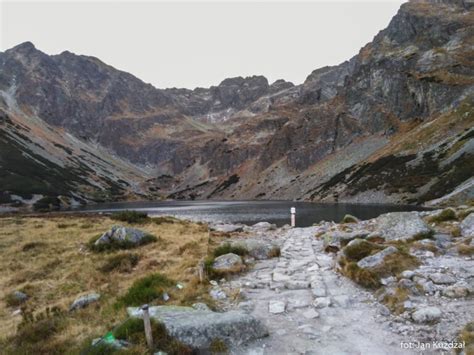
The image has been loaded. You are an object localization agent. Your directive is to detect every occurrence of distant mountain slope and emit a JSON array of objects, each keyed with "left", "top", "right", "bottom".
[{"left": 0, "top": 0, "right": 472, "bottom": 209}]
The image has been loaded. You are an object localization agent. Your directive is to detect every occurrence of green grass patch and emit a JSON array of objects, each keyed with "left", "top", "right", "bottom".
[
  {"left": 117, "top": 274, "right": 175, "bottom": 307},
  {"left": 427, "top": 208, "right": 457, "bottom": 223},
  {"left": 343, "top": 240, "right": 383, "bottom": 261},
  {"left": 112, "top": 318, "right": 192, "bottom": 354},
  {"left": 110, "top": 210, "right": 150, "bottom": 224},
  {"left": 213, "top": 243, "right": 248, "bottom": 258}
]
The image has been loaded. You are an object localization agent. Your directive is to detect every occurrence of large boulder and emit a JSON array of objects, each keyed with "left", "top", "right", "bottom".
[
  {"left": 372, "top": 212, "right": 432, "bottom": 241},
  {"left": 461, "top": 213, "right": 474, "bottom": 237},
  {"left": 357, "top": 246, "right": 398, "bottom": 269},
  {"left": 323, "top": 230, "right": 370, "bottom": 251},
  {"left": 70, "top": 293, "right": 100, "bottom": 311},
  {"left": 211, "top": 224, "right": 244, "bottom": 233},
  {"left": 231, "top": 240, "right": 278, "bottom": 260},
  {"left": 94, "top": 225, "right": 150, "bottom": 246},
  {"left": 212, "top": 253, "right": 243, "bottom": 272},
  {"left": 127, "top": 306, "right": 268, "bottom": 350}
]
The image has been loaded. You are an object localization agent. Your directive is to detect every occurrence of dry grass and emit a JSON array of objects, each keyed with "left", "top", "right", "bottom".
[
  {"left": 457, "top": 322, "right": 474, "bottom": 355},
  {"left": 0, "top": 214, "right": 211, "bottom": 353}
]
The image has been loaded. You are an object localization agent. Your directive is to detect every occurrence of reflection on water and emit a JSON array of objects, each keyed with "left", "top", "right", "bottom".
[{"left": 73, "top": 200, "right": 429, "bottom": 227}]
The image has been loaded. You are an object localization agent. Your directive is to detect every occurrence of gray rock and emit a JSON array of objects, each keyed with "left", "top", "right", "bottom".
[
  {"left": 11, "top": 291, "right": 28, "bottom": 303},
  {"left": 127, "top": 306, "right": 268, "bottom": 350},
  {"left": 312, "top": 297, "right": 331, "bottom": 308},
  {"left": 302, "top": 308, "right": 320, "bottom": 319},
  {"left": 429, "top": 273, "right": 456, "bottom": 284},
  {"left": 420, "top": 280, "right": 437, "bottom": 295},
  {"left": 268, "top": 300, "right": 286, "bottom": 314},
  {"left": 212, "top": 253, "right": 243, "bottom": 272},
  {"left": 442, "top": 283, "right": 470, "bottom": 298},
  {"left": 211, "top": 224, "right": 244, "bottom": 233},
  {"left": 70, "top": 293, "right": 100, "bottom": 311},
  {"left": 411, "top": 306, "right": 442, "bottom": 323},
  {"left": 209, "top": 287, "right": 227, "bottom": 300},
  {"left": 401, "top": 270, "right": 416, "bottom": 279},
  {"left": 357, "top": 246, "right": 398, "bottom": 269},
  {"left": 192, "top": 303, "right": 210, "bottom": 311},
  {"left": 94, "top": 225, "right": 149, "bottom": 246},
  {"left": 461, "top": 213, "right": 474, "bottom": 237},
  {"left": 251, "top": 221, "right": 277, "bottom": 231},
  {"left": 381, "top": 276, "right": 397, "bottom": 286},
  {"left": 231, "top": 240, "right": 278, "bottom": 260},
  {"left": 373, "top": 212, "right": 432, "bottom": 241},
  {"left": 324, "top": 230, "right": 370, "bottom": 250}
]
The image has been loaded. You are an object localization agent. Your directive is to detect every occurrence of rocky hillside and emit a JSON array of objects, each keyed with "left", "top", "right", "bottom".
[{"left": 0, "top": 0, "right": 473, "bottom": 208}]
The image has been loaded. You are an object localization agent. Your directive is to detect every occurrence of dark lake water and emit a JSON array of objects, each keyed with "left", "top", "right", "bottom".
[{"left": 73, "top": 200, "right": 429, "bottom": 227}]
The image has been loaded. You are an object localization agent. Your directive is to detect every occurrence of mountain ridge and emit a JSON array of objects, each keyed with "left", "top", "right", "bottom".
[{"left": 1, "top": 0, "right": 473, "bottom": 210}]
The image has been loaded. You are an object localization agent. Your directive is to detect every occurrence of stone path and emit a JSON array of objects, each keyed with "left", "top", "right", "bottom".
[{"left": 228, "top": 227, "right": 413, "bottom": 354}]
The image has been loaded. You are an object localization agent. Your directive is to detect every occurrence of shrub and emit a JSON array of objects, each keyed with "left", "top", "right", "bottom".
[
  {"left": 457, "top": 322, "right": 474, "bottom": 355},
  {"left": 268, "top": 246, "right": 281, "bottom": 258},
  {"left": 341, "top": 214, "right": 359, "bottom": 224},
  {"left": 117, "top": 274, "right": 174, "bottom": 307},
  {"left": 87, "top": 234, "right": 157, "bottom": 253},
  {"left": 209, "top": 338, "right": 228, "bottom": 354},
  {"left": 428, "top": 208, "right": 457, "bottom": 223},
  {"left": 458, "top": 243, "right": 474, "bottom": 256},
  {"left": 213, "top": 243, "right": 248, "bottom": 258},
  {"left": 343, "top": 240, "right": 383, "bottom": 261},
  {"left": 153, "top": 216, "right": 182, "bottom": 225},
  {"left": 380, "top": 287, "right": 409, "bottom": 314},
  {"left": 458, "top": 207, "right": 474, "bottom": 220},
  {"left": 33, "top": 196, "right": 61, "bottom": 212},
  {"left": 113, "top": 318, "right": 192, "bottom": 354},
  {"left": 339, "top": 248, "right": 419, "bottom": 289},
  {"left": 110, "top": 210, "right": 150, "bottom": 224},
  {"left": 100, "top": 253, "right": 140, "bottom": 273},
  {"left": 21, "top": 241, "right": 46, "bottom": 252}
]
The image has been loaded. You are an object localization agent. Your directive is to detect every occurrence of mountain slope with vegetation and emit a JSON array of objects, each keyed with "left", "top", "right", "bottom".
[{"left": 0, "top": 0, "right": 472, "bottom": 209}]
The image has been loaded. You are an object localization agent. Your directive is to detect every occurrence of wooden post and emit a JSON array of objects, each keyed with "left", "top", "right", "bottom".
[
  {"left": 142, "top": 304, "right": 153, "bottom": 351},
  {"left": 290, "top": 207, "right": 296, "bottom": 227},
  {"left": 197, "top": 258, "right": 205, "bottom": 283}
]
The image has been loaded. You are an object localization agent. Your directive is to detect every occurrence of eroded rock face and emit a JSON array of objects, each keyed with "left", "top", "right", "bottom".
[
  {"left": 0, "top": 1, "right": 472, "bottom": 205},
  {"left": 127, "top": 306, "right": 268, "bottom": 350}
]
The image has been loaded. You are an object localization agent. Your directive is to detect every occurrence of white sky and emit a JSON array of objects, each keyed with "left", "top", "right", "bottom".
[{"left": 0, "top": 0, "right": 405, "bottom": 89}]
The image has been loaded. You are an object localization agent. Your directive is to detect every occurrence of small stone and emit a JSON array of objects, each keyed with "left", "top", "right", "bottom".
[
  {"left": 209, "top": 287, "right": 227, "bottom": 300},
  {"left": 192, "top": 303, "right": 211, "bottom": 311},
  {"left": 429, "top": 273, "right": 456, "bottom": 284},
  {"left": 162, "top": 293, "right": 170, "bottom": 302},
  {"left": 312, "top": 297, "right": 331, "bottom": 308},
  {"left": 442, "top": 284, "right": 470, "bottom": 298},
  {"left": 400, "top": 270, "right": 415, "bottom": 279},
  {"left": 381, "top": 276, "right": 396, "bottom": 286},
  {"left": 303, "top": 308, "right": 320, "bottom": 319},
  {"left": 70, "top": 293, "right": 100, "bottom": 311},
  {"left": 269, "top": 300, "right": 286, "bottom": 314},
  {"left": 209, "top": 280, "right": 218, "bottom": 286},
  {"left": 411, "top": 306, "right": 442, "bottom": 323},
  {"left": 380, "top": 305, "right": 391, "bottom": 316}
]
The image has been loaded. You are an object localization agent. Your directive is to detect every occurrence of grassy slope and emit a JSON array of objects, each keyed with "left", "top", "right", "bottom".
[{"left": 0, "top": 215, "right": 214, "bottom": 353}]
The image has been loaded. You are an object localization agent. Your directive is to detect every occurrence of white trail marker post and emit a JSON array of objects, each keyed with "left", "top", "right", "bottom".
[
  {"left": 142, "top": 304, "right": 154, "bottom": 351},
  {"left": 290, "top": 207, "right": 296, "bottom": 227}
]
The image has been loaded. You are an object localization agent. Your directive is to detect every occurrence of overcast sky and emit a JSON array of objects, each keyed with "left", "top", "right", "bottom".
[{"left": 1, "top": 0, "right": 405, "bottom": 89}]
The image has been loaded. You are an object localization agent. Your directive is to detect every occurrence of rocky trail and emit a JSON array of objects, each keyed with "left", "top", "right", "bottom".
[{"left": 225, "top": 227, "right": 409, "bottom": 354}]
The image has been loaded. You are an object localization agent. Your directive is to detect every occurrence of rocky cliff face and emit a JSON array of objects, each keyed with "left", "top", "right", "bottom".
[{"left": 0, "top": 0, "right": 472, "bottom": 208}]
